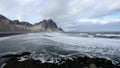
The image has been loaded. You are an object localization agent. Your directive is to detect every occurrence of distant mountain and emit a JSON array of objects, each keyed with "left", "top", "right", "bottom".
[
  {"left": 0, "top": 14, "right": 63, "bottom": 33},
  {"left": 12, "top": 20, "right": 33, "bottom": 27},
  {"left": 0, "top": 14, "right": 30, "bottom": 32},
  {"left": 32, "top": 19, "right": 63, "bottom": 32}
]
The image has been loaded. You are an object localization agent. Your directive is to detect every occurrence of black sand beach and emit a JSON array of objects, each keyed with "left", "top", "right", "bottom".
[{"left": 0, "top": 33, "right": 24, "bottom": 37}]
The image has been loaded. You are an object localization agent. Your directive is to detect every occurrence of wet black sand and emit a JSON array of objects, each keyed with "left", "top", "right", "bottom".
[{"left": 0, "top": 33, "right": 24, "bottom": 37}]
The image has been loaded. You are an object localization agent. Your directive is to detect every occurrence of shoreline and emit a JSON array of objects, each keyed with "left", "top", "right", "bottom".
[
  {"left": 0, "top": 32, "right": 26, "bottom": 37},
  {"left": 1, "top": 52, "right": 120, "bottom": 68}
]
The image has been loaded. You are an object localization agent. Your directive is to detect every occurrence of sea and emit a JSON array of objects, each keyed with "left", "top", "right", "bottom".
[{"left": 0, "top": 32, "right": 120, "bottom": 66}]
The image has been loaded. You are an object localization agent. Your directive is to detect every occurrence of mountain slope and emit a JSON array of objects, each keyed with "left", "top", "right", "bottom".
[
  {"left": 0, "top": 14, "right": 63, "bottom": 32},
  {"left": 0, "top": 14, "right": 31, "bottom": 32},
  {"left": 32, "top": 19, "right": 63, "bottom": 32}
]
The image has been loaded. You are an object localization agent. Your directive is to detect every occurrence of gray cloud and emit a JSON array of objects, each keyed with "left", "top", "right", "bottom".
[{"left": 0, "top": 0, "right": 120, "bottom": 31}]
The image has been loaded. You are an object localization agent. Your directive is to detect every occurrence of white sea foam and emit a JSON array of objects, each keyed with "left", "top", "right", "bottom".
[
  {"left": 0, "top": 37, "right": 10, "bottom": 42},
  {"left": 0, "top": 32, "right": 120, "bottom": 64}
]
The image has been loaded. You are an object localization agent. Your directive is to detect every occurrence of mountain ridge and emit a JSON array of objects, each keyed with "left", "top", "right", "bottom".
[{"left": 0, "top": 14, "right": 63, "bottom": 32}]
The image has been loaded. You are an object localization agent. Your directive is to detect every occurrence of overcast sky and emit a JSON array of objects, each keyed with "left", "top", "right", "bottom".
[{"left": 0, "top": 0, "right": 120, "bottom": 32}]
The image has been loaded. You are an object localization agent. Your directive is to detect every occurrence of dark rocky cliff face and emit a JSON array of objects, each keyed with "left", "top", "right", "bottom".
[
  {"left": 33, "top": 19, "right": 62, "bottom": 32},
  {"left": 12, "top": 20, "right": 33, "bottom": 27},
  {"left": 0, "top": 14, "right": 31, "bottom": 32},
  {"left": 0, "top": 14, "right": 11, "bottom": 23},
  {"left": 0, "top": 14, "right": 63, "bottom": 32},
  {"left": 47, "top": 19, "right": 58, "bottom": 29}
]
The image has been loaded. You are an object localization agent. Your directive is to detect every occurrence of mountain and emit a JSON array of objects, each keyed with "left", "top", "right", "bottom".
[
  {"left": 0, "top": 14, "right": 63, "bottom": 33},
  {"left": 32, "top": 19, "right": 63, "bottom": 32},
  {"left": 12, "top": 20, "right": 33, "bottom": 27},
  {"left": 0, "top": 14, "right": 30, "bottom": 32}
]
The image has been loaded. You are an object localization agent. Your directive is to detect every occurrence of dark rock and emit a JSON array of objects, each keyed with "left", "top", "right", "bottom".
[
  {"left": 2, "top": 55, "right": 120, "bottom": 68},
  {"left": 47, "top": 19, "right": 58, "bottom": 29}
]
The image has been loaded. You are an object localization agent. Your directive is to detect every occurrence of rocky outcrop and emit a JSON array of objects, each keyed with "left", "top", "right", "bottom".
[
  {"left": 0, "top": 14, "right": 63, "bottom": 33},
  {"left": 32, "top": 19, "right": 63, "bottom": 32},
  {"left": 1, "top": 52, "right": 119, "bottom": 68}
]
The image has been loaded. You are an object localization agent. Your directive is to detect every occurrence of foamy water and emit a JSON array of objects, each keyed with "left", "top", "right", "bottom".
[{"left": 0, "top": 32, "right": 120, "bottom": 64}]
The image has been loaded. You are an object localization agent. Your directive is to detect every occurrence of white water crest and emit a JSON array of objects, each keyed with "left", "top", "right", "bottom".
[{"left": 0, "top": 32, "right": 120, "bottom": 64}]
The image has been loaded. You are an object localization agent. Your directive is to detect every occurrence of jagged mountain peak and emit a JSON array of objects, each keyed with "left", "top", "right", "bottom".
[
  {"left": 0, "top": 14, "right": 10, "bottom": 21},
  {"left": 36, "top": 19, "right": 57, "bottom": 28},
  {"left": 12, "top": 20, "right": 33, "bottom": 26},
  {"left": 0, "top": 14, "right": 63, "bottom": 32},
  {"left": 33, "top": 19, "right": 59, "bottom": 31}
]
